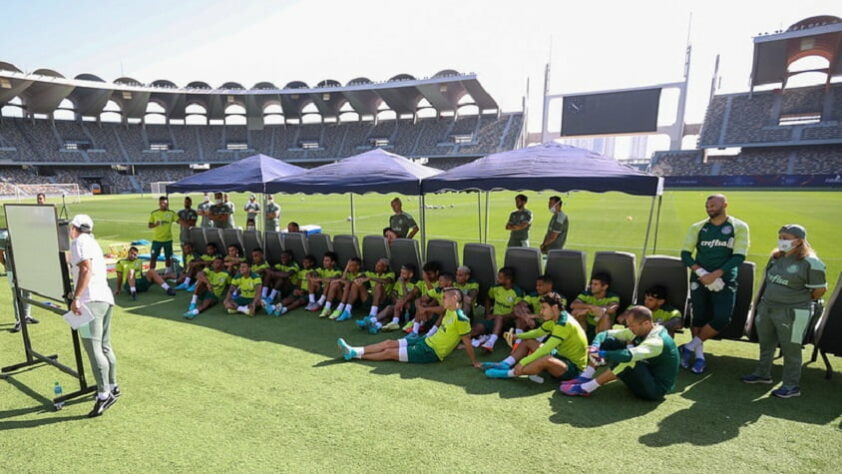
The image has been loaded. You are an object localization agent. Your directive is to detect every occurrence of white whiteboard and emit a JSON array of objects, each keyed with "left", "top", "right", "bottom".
[{"left": 4, "top": 204, "right": 68, "bottom": 301}]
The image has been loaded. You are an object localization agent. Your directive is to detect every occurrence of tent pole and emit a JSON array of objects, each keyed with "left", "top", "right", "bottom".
[
  {"left": 476, "top": 191, "right": 482, "bottom": 241},
  {"left": 419, "top": 194, "right": 426, "bottom": 261},
  {"left": 261, "top": 188, "right": 267, "bottom": 233},
  {"left": 642, "top": 195, "right": 656, "bottom": 260},
  {"left": 350, "top": 193, "right": 356, "bottom": 236},
  {"left": 484, "top": 191, "right": 490, "bottom": 244},
  {"left": 653, "top": 194, "right": 663, "bottom": 254}
]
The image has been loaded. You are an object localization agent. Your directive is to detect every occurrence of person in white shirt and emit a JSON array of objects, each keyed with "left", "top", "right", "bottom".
[{"left": 68, "top": 214, "right": 119, "bottom": 418}]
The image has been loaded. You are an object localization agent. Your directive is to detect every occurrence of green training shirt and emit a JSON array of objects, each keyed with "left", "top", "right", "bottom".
[
  {"left": 203, "top": 269, "right": 232, "bottom": 298},
  {"left": 682, "top": 215, "right": 750, "bottom": 281},
  {"left": 177, "top": 208, "right": 198, "bottom": 241},
  {"left": 507, "top": 209, "right": 532, "bottom": 241},
  {"left": 762, "top": 253, "right": 826, "bottom": 305},
  {"left": 231, "top": 271, "right": 261, "bottom": 298},
  {"left": 544, "top": 210, "right": 568, "bottom": 250},
  {"left": 149, "top": 209, "right": 178, "bottom": 242},
  {"left": 575, "top": 289, "right": 621, "bottom": 327},
  {"left": 593, "top": 325, "right": 679, "bottom": 394},
  {"left": 115, "top": 258, "right": 144, "bottom": 286},
  {"left": 197, "top": 201, "right": 211, "bottom": 228},
  {"left": 518, "top": 312, "right": 588, "bottom": 369},
  {"left": 389, "top": 212, "right": 418, "bottom": 238},
  {"left": 651, "top": 305, "right": 682, "bottom": 324},
  {"left": 423, "top": 309, "right": 472, "bottom": 360},
  {"left": 488, "top": 285, "right": 524, "bottom": 315},
  {"left": 265, "top": 201, "right": 281, "bottom": 230}
]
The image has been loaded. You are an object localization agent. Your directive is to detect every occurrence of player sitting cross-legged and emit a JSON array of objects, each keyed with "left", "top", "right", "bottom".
[
  {"left": 323, "top": 257, "right": 364, "bottom": 321},
  {"left": 483, "top": 292, "right": 588, "bottom": 383},
  {"left": 183, "top": 256, "right": 231, "bottom": 319},
  {"left": 224, "top": 261, "right": 266, "bottom": 317},
  {"left": 337, "top": 287, "right": 481, "bottom": 368}
]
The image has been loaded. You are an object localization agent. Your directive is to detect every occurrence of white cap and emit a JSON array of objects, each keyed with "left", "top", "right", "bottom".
[
  {"left": 70, "top": 214, "right": 94, "bottom": 231},
  {"left": 250, "top": 193, "right": 256, "bottom": 199}
]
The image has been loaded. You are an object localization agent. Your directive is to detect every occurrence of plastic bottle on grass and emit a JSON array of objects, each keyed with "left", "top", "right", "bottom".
[{"left": 53, "top": 381, "right": 64, "bottom": 409}]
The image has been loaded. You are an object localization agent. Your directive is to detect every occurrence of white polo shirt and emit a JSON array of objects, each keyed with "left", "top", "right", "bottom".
[{"left": 70, "top": 233, "right": 114, "bottom": 305}]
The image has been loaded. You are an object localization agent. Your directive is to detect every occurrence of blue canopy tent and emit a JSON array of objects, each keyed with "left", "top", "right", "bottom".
[
  {"left": 266, "top": 148, "right": 441, "bottom": 250},
  {"left": 421, "top": 142, "right": 665, "bottom": 256},
  {"left": 165, "top": 154, "right": 305, "bottom": 230}
]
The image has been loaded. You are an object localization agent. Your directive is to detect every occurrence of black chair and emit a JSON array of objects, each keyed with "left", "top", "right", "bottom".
[
  {"left": 242, "top": 230, "right": 264, "bottom": 263},
  {"left": 591, "top": 251, "right": 636, "bottom": 312},
  {"left": 222, "top": 229, "right": 245, "bottom": 255},
  {"left": 390, "top": 239, "right": 422, "bottom": 277},
  {"left": 811, "top": 272, "right": 842, "bottom": 379},
  {"left": 504, "top": 247, "right": 542, "bottom": 294},
  {"left": 204, "top": 228, "right": 225, "bottom": 256},
  {"left": 188, "top": 227, "right": 207, "bottom": 251},
  {"left": 718, "top": 261, "right": 755, "bottom": 341},
  {"left": 332, "top": 234, "right": 360, "bottom": 268},
  {"left": 545, "top": 249, "right": 587, "bottom": 309},
  {"left": 362, "top": 235, "right": 391, "bottom": 273},
  {"left": 636, "top": 255, "right": 689, "bottom": 316},
  {"left": 263, "top": 232, "right": 283, "bottom": 265},
  {"left": 308, "top": 233, "right": 334, "bottom": 264},
  {"left": 463, "top": 243, "right": 498, "bottom": 304},
  {"left": 427, "top": 239, "right": 459, "bottom": 275},
  {"left": 281, "top": 232, "right": 308, "bottom": 266}
]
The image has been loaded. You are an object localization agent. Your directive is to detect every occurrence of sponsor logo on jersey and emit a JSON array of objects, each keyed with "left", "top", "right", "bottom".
[
  {"left": 700, "top": 239, "right": 730, "bottom": 248},
  {"left": 769, "top": 274, "right": 790, "bottom": 286}
]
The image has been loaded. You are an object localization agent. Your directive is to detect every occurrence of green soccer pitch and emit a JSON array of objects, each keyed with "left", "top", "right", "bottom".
[{"left": 1, "top": 190, "right": 840, "bottom": 472}]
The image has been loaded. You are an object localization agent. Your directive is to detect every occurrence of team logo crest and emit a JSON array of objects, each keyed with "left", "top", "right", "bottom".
[
  {"left": 722, "top": 226, "right": 732, "bottom": 235},
  {"left": 787, "top": 264, "right": 799, "bottom": 274},
  {"left": 691, "top": 282, "right": 699, "bottom": 290}
]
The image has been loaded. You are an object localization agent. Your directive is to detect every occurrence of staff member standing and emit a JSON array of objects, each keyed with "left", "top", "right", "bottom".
[
  {"left": 177, "top": 196, "right": 198, "bottom": 254},
  {"left": 149, "top": 196, "right": 177, "bottom": 271},
  {"left": 680, "top": 194, "right": 750, "bottom": 374},
  {"left": 68, "top": 214, "right": 119, "bottom": 418},
  {"left": 197, "top": 193, "right": 212, "bottom": 228},
  {"left": 224, "top": 193, "right": 236, "bottom": 229},
  {"left": 244, "top": 194, "right": 260, "bottom": 224},
  {"left": 741, "top": 225, "right": 826, "bottom": 398},
  {"left": 0, "top": 229, "right": 39, "bottom": 332},
  {"left": 209, "top": 192, "right": 232, "bottom": 229},
  {"left": 540, "top": 196, "right": 568, "bottom": 254},
  {"left": 265, "top": 195, "right": 281, "bottom": 232},
  {"left": 389, "top": 198, "right": 419, "bottom": 239},
  {"left": 505, "top": 194, "right": 532, "bottom": 248}
]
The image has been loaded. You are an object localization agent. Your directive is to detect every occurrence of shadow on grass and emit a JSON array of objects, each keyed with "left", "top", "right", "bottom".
[{"left": 0, "top": 375, "right": 91, "bottom": 430}]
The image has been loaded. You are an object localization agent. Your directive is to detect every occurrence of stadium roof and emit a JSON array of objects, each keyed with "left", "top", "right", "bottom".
[
  {"left": 0, "top": 64, "right": 499, "bottom": 123},
  {"left": 750, "top": 15, "right": 842, "bottom": 88}
]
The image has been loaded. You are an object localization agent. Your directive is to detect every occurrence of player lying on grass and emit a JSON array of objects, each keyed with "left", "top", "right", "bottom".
[
  {"left": 364, "top": 263, "right": 417, "bottom": 333},
  {"left": 281, "top": 254, "right": 317, "bottom": 312},
  {"left": 511, "top": 274, "right": 560, "bottom": 348},
  {"left": 483, "top": 292, "right": 588, "bottom": 383},
  {"left": 354, "top": 258, "right": 396, "bottom": 332},
  {"left": 264, "top": 250, "right": 299, "bottom": 304},
  {"left": 337, "top": 287, "right": 481, "bottom": 367},
  {"left": 560, "top": 305, "right": 679, "bottom": 401},
  {"left": 322, "top": 257, "right": 364, "bottom": 320},
  {"left": 305, "top": 251, "right": 341, "bottom": 313},
  {"left": 570, "top": 272, "right": 621, "bottom": 341},
  {"left": 471, "top": 266, "right": 523, "bottom": 352},
  {"left": 617, "top": 285, "right": 683, "bottom": 338},
  {"left": 114, "top": 246, "right": 176, "bottom": 299},
  {"left": 405, "top": 261, "right": 441, "bottom": 335},
  {"left": 223, "top": 244, "right": 243, "bottom": 275},
  {"left": 183, "top": 256, "right": 231, "bottom": 319},
  {"left": 224, "top": 261, "right": 268, "bottom": 316},
  {"left": 453, "top": 265, "right": 479, "bottom": 317}
]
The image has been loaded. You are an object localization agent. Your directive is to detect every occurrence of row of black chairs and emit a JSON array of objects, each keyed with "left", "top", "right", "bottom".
[{"left": 186, "top": 227, "right": 840, "bottom": 378}]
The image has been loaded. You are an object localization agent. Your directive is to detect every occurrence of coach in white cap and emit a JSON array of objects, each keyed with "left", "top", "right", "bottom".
[{"left": 69, "top": 214, "right": 119, "bottom": 418}]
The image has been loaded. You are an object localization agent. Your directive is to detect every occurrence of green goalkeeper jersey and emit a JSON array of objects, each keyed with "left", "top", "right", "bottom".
[{"left": 682, "top": 216, "right": 750, "bottom": 281}]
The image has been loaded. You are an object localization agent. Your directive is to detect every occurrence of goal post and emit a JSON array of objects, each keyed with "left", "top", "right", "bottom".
[
  {"left": 150, "top": 181, "right": 176, "bottom": 195},
  {"left": 0, "top": 183, "right": 83, "bottom": 203}
]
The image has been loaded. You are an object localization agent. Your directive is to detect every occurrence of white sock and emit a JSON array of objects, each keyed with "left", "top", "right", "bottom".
[
  {"left": 374, "top": 321, "right": 383, "bottom": 329},
  {"left": 98, "top": 391, "right": 110, "bottom": 400},
  {"left": 471, "top": 338, "right": 482, "bottom": 347},
  {"left": 324, "top": 301, "right": 333, "bottom": 311},
  {"left": 426, "top": 326, "right": 438, "bottom": 337},
  {"left": 184, "top": 277, "right": 191, "bottom": 285},
  {"left": 581, "top": 366, "right": 596, "bottom": 378},
  {"left": 237, "top": 305, "right": 249, "bottom": 313},
  {"left": 695, "top": 341, "right": 705, "bottom": 359},
  {"left": 412, "top": 322, "right": 420, "bottom": 333},
  {"left": 686, "top": 336, "right": 702, "bottom": 351},
  {"left": 515, "top": 329, "right": 523, "bottom": 335},
  {"left": 391, "top": 317, "right": 400, "bottom": 325},
  {"left": 130, "top": 286, "right": 137, "bottom": 293},
  {"left": 503, "top": 356, "right": 517, "bottom": 366},
  {"left": 262, "top": 287, "right": 268, "bottom": 298},
  {"left": 486, "top": 334, "right": 498, "bottom": 346},
  {"left": 336, "top": 303, "right": 346, "bottom": 313},
  {"left": 370, "top": 306, "right": 379, "bottom": 316},
  {"left": 506, "top": 369, "right": 516, "bottom": 377},
  {"left": 317, "top": 295, "right": 326, "bottom": 305},
  {"left": 308, "top": 294, "right": 316, "bottom": 303},
  {"left": 190, "top": 295, "right": 198, "bottom": 304},
  {"left": 269, "top": 289, "right": 278, "bottom": 299},
  {"left": 353, "top": 347, "right": 364, "bottom": 359},
  {"left": 161, "top": 283, "right": 170, "bottom": 290},
  {"left": 582, "top": 380, "right": 601, "bottom": 393}
]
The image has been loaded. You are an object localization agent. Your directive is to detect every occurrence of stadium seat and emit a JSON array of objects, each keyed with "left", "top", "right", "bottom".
[
  {"left": 308, "top": 233, "right": 334, "bottom": 264},
  {"left": 222, "top": 229, "right": 245, "bottom": 255},
  {"left": 426, "top": 239, "right": 459, "bottom": 275},
  {"left": 390, "top": 239, "right": 422, "bottom": 277},
  {"left": 362, "top": 235, "right": 390, "bottom": 272},
  {"left": 242, "top": 230, "right": 264, "bottom": 263},
  {"left": 503, "top": 247, "right": 542, "bottom": 294},
  {"left": 591, "top": 251, "right": 636, "bottom": 312},
  {"left": 204, "top": 228, "right": 225, "bottom": 256},
  {"left": 281, "top": 232, "right": 309, "bottom": 265},
  {"left": 544, "top": 249, "right": 587, "bottom": 309},
  {"left": 717, "top": 261, "right": 755, "bottom": 341},
  {"left": 264, "top": 232, "right": 283, "bottom": 265},
  {"left": 810, "top": 272, "right": 842, "bottom": 379},
  {"left": 463, "top": 243, "right": 498, "bottom": 304},
  {"left": 188, "top": 227, "right": 207, "bottom": 251},
  {"left": 636, "top": 255, "right": 689, "bottom": 316},
  {"left": 332, "top": 234, "right": 360, "bottom": 268}
]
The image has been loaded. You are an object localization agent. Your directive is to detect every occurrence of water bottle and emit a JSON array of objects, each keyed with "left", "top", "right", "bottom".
[
  {"left": 528, "top": 375, "right": 545, "bottom": 384},
  {"left": 53, "top": 381, "right": 64, "bottom": 410}
]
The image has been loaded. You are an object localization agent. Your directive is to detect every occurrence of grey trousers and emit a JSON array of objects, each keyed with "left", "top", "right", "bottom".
[
  {"left": 752, "top": 300, "right": 812, "bottom": 388},
  {"left": 79, "top": 301, "right": 117, "bottom": 392}
]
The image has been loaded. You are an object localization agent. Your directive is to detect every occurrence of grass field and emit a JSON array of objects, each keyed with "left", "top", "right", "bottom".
[{"left": 1, "top": 190, "right": 841, "bottom": 472}]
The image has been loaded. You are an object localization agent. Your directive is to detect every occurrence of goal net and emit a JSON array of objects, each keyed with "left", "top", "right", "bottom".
[
  {"left": 0, "top": 182, "right": 83, "bottom": 203},
  {"left": 150, "top": 181, "right": 176, "bottom": 195}
]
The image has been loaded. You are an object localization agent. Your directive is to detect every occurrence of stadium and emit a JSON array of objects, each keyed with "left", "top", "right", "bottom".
[{"left": 1, "top": 5, "right": 841, "bottom": 473}]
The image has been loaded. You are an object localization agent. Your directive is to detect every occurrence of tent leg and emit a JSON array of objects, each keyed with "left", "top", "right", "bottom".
[
  {"left": 350, "top": 194, "right": 356, "bottom": 236},
  {"left": 419, "top": 194, "right": 427, "bottom": 261},
  {"left": 642, "top": 196, "right": 656, "bottom": 260},
  {"left": 477, "top": 192, "right": 482, "bottom": 241},
  {"left": 484, "top": 191, "right": 490, "bottom": 244},
  {"left": 653, "top": 194, "right": 663, "bottom": 254}
]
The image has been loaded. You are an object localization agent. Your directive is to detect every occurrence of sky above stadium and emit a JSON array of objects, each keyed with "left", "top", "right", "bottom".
[{"left": 1, "top": 0, "right": 839, "bottom": 138}]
